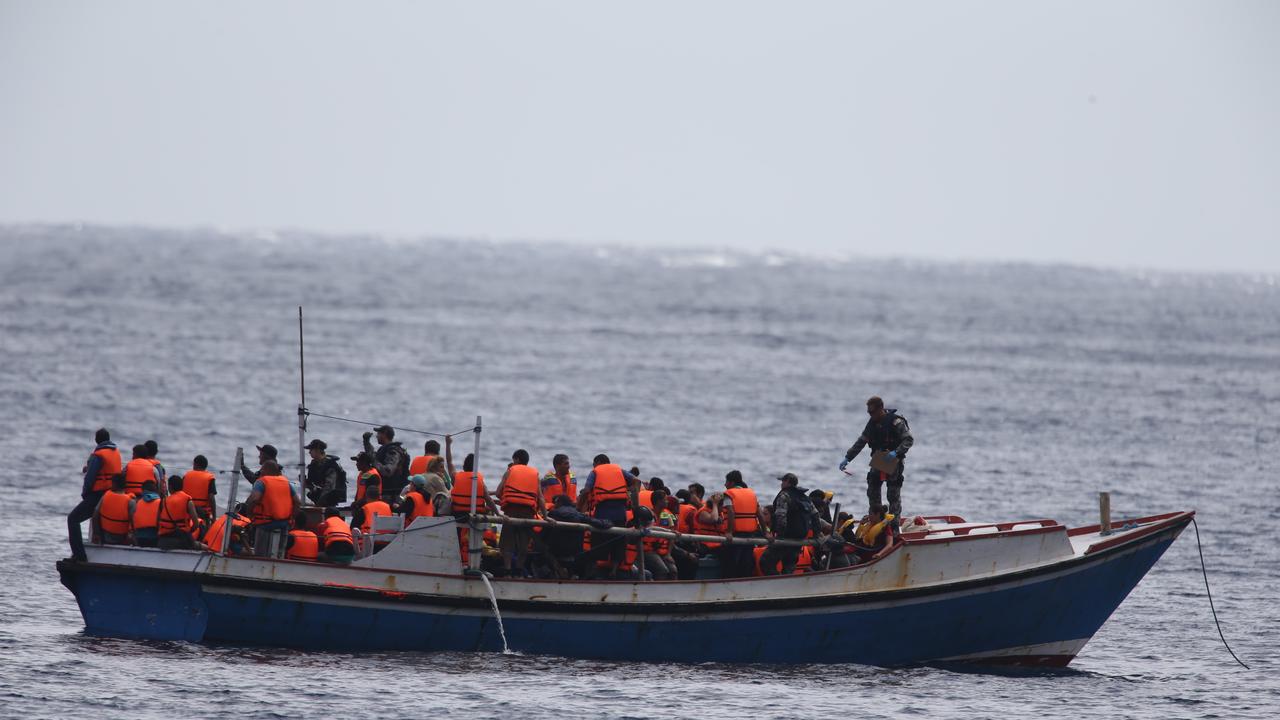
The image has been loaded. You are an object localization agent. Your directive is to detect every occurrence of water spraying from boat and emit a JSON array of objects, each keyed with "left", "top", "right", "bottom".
[{"left": 477, "top": 572, "right": 512, "bottom": 654}]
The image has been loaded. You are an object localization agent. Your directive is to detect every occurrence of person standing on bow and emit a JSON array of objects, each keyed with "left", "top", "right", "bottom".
[
  {"left": 68, "top": 428, "right": 122, "bottom": 560},
  {"left": 840, "top": 395, "right": 914, "bottom": 518}
]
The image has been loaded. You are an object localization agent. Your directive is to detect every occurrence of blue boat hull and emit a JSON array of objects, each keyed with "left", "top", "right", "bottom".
[{"left": 59, "top": 520, "right": 1184, "bottom": 666}]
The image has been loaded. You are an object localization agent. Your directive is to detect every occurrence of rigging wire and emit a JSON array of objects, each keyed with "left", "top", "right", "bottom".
[{"left": 303, "top": 409, "right": 477, "bottom": 439}]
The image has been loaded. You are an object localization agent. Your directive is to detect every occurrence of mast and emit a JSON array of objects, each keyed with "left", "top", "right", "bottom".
[
  {"left": 297, "top": 306, "right": 308, "bottom": 502},
  {"left": 468, "top": 416, "right": 482, "bottom": 570}
]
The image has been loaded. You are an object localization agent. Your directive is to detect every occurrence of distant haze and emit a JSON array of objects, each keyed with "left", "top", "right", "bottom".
[{"left": 2, "top": 1, "right": 1277, "bottom": 273}]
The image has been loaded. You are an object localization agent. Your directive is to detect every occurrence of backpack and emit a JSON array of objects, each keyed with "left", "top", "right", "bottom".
[
  {"left": 328, "top": 457, "right": 348, "bottom": 497},
  {"left": 783, "top": 489, "right": 817, "bottom": 539}
]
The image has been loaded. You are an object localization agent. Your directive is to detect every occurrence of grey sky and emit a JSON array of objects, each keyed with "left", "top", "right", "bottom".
[{"left": 2, "top": 1, "right": 1277, "bottom": 272}]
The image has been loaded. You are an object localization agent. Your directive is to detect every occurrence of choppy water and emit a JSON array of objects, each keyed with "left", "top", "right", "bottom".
[{"left": 0, "top": 225, "right": 1276, "bottom": 719}]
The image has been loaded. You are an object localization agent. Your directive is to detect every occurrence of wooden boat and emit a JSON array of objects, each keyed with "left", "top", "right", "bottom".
[{"left": 58, "top": 507, "right": 1192, "bottom": 666}]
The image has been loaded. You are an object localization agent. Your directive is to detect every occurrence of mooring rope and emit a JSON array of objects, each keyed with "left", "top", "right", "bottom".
[
  {"left": 304, "top": 409, "right": 477, "bottom": 439},
  {"left": 1192, "top": 517, "right": 1250, "bottom": 669}
]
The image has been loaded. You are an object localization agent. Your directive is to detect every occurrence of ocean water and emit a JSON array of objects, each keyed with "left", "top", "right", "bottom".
[{"left": 0, "top": 225, "right": 1276, "bottom": 719}]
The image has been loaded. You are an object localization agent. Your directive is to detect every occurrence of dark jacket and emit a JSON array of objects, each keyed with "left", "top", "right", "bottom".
[
  {"left": 845, "top": 409, "right": 914, "bottom": 461},
  {"left": 364, "top": 438, "right": 410, "bottom": 495},
  {"left": 306, "top": 455, "right": 347, "bottom": 506},
  {"left": 545, "top": 504, "right": 610, "bottom": 559},
  {"left": 772, "top": 485, "right": 820, "bottom": 540}
]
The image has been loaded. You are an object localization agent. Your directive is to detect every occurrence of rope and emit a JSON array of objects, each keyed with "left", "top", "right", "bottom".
[
  {"left": 1192, "top": 517, "right": 1250, "bottom": 669},
  {"left": 304, "top": 409, "right": 477, "bottom": 439}
]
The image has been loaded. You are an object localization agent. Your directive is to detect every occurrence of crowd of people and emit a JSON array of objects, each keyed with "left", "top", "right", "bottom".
[{"left": 68, "top": 394, "right": 915, "bottom": 581}]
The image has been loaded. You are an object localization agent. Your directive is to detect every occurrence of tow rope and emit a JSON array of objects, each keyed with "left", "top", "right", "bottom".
[{"left": 1192, "top": 517, "right": 1250, "bottom": 669}]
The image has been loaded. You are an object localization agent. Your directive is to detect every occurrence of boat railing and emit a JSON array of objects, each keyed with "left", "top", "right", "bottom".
[{"left": 464, "top": 513, "right": 824, "bottom": 548}]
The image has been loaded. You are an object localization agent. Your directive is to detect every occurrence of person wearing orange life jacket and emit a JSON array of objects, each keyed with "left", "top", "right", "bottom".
[
  {"left": 130, "top": 479, "right": 163, "bottom": 547},
  {"left": 94, "top": 473, "right": 135, "bottom": 546},
  {"left": 539, "top": 454, "right": 576, "bottom": 510},
  {"left": 68, "top": 428, "right": 123, "bottom": 560},
  {"left": 182, "top": 454, "right": 217, "bottom": 519},
  {"left": 399, "top": 473, "right": 447, "bottom": 524},
  {"left": 285, "top": 511, "right": 319, "bottom": 561},
  {"left": 653, "top": 487, "right": 698, "bottom": 579},
  {"left": 157, "top": 474, "right": 202, "bottom": 550},
  {"left": 639, "top": 496, "right": 679, "bottom": 580},
  {"left": 575, "top": 454, "right": 640, "bottom": 579},
  {"left": 409, "top": 439, "right": 441, "bottom": 477},
  {"left": 447, "top": 445, "right": 495, "bottom": 567},
  {"left": 675, "top": 486, "right": 703, "bottom": 534},
  {"left": 719, "top": 470, "right": 767, "bottom": 578},
  {"left": 204, "top": 505, "right": 251, "bottom": 555},
  {"left": 123, "top": 444, "right": 161, "bottom": 497},
  {"left": 692, "top": 490, "right": 726, "bottom": 555},
  {"left": 352, "top": 491, "right": 394, "bottom": 553},
  {"left": 242, "top": 460, "right": 299, "bottom": 557},
  {"left": 350, "top": 452, "right": 383, "bottom": 503},
  {"left": 494, "top": 448, "right": 543, "bottom": 576},
  {"left": 315, "top": 508, "right": 356, "bottom": 563}
]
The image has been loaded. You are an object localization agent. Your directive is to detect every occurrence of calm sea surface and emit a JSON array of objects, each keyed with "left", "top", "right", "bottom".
[{"left": 0, "top": 225, "right": 1276, "bottom": 719}]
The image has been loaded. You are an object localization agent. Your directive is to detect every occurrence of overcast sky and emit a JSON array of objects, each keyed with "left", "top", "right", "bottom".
[{"left": 2, "top": 1, "right": 1277, "bottom": 272}]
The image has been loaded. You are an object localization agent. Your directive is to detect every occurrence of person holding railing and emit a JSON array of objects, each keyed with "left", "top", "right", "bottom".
[{"left": 576, "top": 454, "right": 640, "bottom": 580}]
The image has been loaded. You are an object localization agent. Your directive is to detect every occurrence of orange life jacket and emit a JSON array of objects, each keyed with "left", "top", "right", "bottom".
[
  {"left": 754, "top": 544, "right": 815, "bottom": 575},
  {"left": 451, "top": 471, "right": 487, "bottom": 513},
  {"left": 90, "top": 447, "right": 123, "bottom": 493},
  {"left": 638, "top": 489, "right": 654, "bottom": 512},
  {"left": 319, "top": 516, "right": 354, "bottom": 550},
  {"left": 204, "top": 512, "right": 249, "bottom": 551},
  {"left": 591, "top": 464, "right": 630, "bottom": 504},
  {"left": 677, "top": 502, "right": 701, "bottom": 534},
  {"left": 286, "top": 529, "right": 319, "bottom": 561},
  {"left": 642, "top": 525, "right": 671, "bottom": 556},
  {"left": 500, "top": 465, "right": 541, "bottom": 509},
  {"left": 159, "top": 491, "right": 195, "bottom": 535},
  {"left": 98, "top": 491, "right": 132, "bottom": 536},
  {"left": 796, "top": 545, "right": 814, "bottom": 573},
  {"left": 693, "top": 505, "right": 723, "bottom": 548},
  {"left": 588, "top": 523, "right": 638, "bottom": 570},
  {"left": 182, "top": 470, "right": 216, "bottom": 513},
  {"left": 123, "top": 458, "right": 156, "bottom": 496},
  {"left": 253, "top": 474, "right": 294, "bottom": 524},
  {"left": 360, "top": 499, "right": 393, "bottom": 535},
  {"left": 404, "top": 490, "right": 435, "bottom": 523},
  {"left": 542, "top": 472, "right": 577, "bottom": 509},
  {"left": 724, "top": 487, "right": 760, "bottom": 533},
  {"left": 355, "top": 468, "right": 382, "bottom": 502},
  {"left": 409, "top": 454, "right": 437, "bottom": 476},
  {"left": 131, "top": 496, "right": 160, "bottom": 533}
]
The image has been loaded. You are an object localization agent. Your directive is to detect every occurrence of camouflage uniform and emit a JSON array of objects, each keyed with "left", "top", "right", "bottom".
[{"left": 844, "top": 409, "right": 914, "bottom": 517}]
